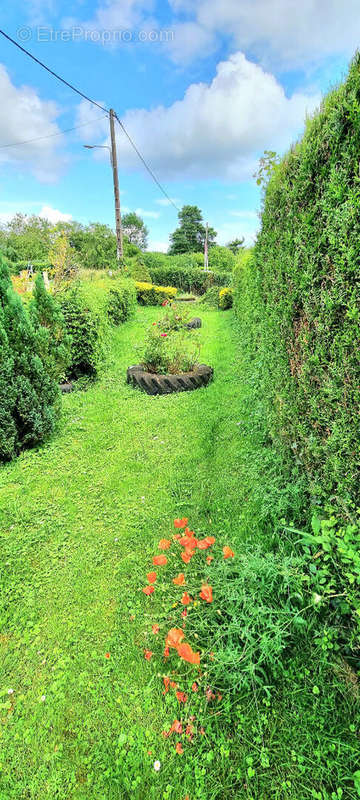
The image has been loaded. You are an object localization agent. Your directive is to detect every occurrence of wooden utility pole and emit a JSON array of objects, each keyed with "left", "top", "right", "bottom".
[
  {"left": 204, "top": 222, "right": 209, "bottom": 272},
  {"left": 109, "top": 108, "right": 123, "bottom": 263}
]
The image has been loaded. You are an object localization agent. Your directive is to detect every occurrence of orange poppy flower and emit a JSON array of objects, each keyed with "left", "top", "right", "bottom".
[
  {"left": 151, "top": 624, "right": 160, "bottom": 634},
  {"left": 163, "top": 676, "right": 170, "bottom": 693},
  {"left": 181, "top": 592, "right": 191, "bottom": 605},
  {"left": 184, "top": 528, "right": 195, "bottom": 537},
  {"left": 179, "top": 536, "right": 197, "bottom": 549},
  {"left": 143, "top": 585, "right": 155, "bottom": 595},
  {"left": 159, "top": 538, "right": 171, "bottom": 550},
  {"left": 144, "top": 650, "right": 153, "bottom": 660},
  {"left": 170, "top": 719, "right": 182, "bottom": 734},
  {"left": 170, "top": 680, "right": 178, "bottom": 689},
  {"left": 174, "top": 518, "right": 188, "bottom": 529},
  {"left": 105, "top": 652, "right": 110, "bottom": 659},
  {"left": 206, "top": 555, "right": 214, "bottom": 565},
  {"left": 177, "top": 642, "right": 200, "bottom": 666},
  {"left": 205, "top": 536, "right": 216, "bottom": 545},
  {"left": 173, "top": 572, "right": 186, "bottom": 586},
  {"left": 181, "top": 551, "right": 192, "bottom": 564},
  {"left": 223, "top": 545, "right": 234, "bottom": 559},
  {"left": 175, "top": 742, "right": 184, "bottom": 754},
  {"left": 191, "top": 682, "right": 198, "bottom": 692},
  {"left": 173, "top": 533, "right": 182, "bottom": 541},
  {"left": 164, "top": 646, "right": 170, "bottom": 658},
  {"left": 181, "top": 609, "right": 187, "bottom": 619},
  {"left": 147, "top": 571, "right": 157, "bottom": 583},
  {"left": 153, "top": 555, "right": 167, "bottom": 566},
  {"left": 197, "top": 538, "right": 211, "bottom": 550},
  {"left": 165, "top": 628, "right": 185, "bottom": 649},
  {"left": 199, "top": 583, "right": 213, "bottom": 603},
  {"left": 176, "top": 690, "right": 188, "bottom": 703}
]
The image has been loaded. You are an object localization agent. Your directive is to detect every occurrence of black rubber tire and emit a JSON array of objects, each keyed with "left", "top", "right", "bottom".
[
  {"left": 185, "top": 316, "right": 202, "bottom": 329},
  {"left": 59, "top": 382, "right": 74, "bottom": 394},
  {"left": 127, "top": 364, "right": 213, "bottom": 395}
]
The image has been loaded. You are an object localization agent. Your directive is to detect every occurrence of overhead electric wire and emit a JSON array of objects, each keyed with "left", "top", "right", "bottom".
[
  {"left": 114, "top": 113, "right": 180, "bottom": 212},
  {"left": 0, "top": 115, "right": 108, "bottom": 150},
  {"left": 0, "top": 28, "right": 109, "bottom": 113},
  {"left": 0, "top": 27, "right": 180, "bottom": 214}
]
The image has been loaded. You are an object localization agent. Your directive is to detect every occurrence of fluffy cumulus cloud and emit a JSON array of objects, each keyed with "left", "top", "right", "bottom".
[
  {"left": 106, "top": 52, "right": 320, "bottom": 181},
  {"left": 167, "top": 0, "right": 360, "bottom": 68},
  {"left": 39, "top": 205, "right": 72, "bottom": 223},
  {"left": 0, "top": 65, "right": 66, "bottom": 182}
]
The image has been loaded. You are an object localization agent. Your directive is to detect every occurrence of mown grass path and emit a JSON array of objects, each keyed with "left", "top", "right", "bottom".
[{"left": 0, "top": 307, "right": 246, "bottom": 799}]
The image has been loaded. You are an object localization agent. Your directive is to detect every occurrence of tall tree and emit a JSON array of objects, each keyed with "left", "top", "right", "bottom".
[
  {"left": 169, "top": 206, "right": 217, "bottom": 254},
  {"left": 122, "top": 212, "right": 149, "bottom": 250}
]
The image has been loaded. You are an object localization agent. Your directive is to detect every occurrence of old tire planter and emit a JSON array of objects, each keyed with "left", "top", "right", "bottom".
[
  {"left": 127, "top": 364, "right": 213, "bottom": 396},
  {"left": 185, "top": 316, "right": 202, "bottom": 329}
]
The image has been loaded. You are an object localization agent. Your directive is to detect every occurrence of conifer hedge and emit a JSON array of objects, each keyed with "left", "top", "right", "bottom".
[{"left": 236, "top": 55, "right": 360, "bottom": 510}]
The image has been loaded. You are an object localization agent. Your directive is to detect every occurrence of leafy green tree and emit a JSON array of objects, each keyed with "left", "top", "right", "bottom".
[
  {"left": 208, "top": 245, "right": 235, "bottom": 271},
  {"left": 226, "top": 237, "right": 245, "bottom": 255},
  {"left": 78, "top": 223, "right": 117, "bottom": 270},
  {"left": 29, "top": 273, "right": 72, "bottom": 382},
  {"left": 0, "top": 256, "right": 59, "bottom": 461},
  {"left": 49, "top": 234, "right": 80, "bottom": 289},
  {"left": 169, "top": 206, "right": 217, "bottom": 254},
  {"left": 122, "top": 212, "right": 149, "bottom": 250},
  {"left": 0, "top": 213, "right": 52, "bottom": 264}
]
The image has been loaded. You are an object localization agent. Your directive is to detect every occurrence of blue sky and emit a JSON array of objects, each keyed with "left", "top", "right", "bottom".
[{"left": 0, "top": 1, "right": 357, "bottom": 251}]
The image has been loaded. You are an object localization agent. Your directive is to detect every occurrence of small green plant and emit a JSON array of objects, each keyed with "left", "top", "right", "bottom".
[
  {"left": 140, "top": 323, "right": 200, "bottom": 374},
  {"left": 135, "top": 281, "right": 177, "bottom": 306},
  {"left": 57, "top": 287, "right": 103, "bottom": 380},
  {"left": 218, "top": 287, "right": 234, "bottom": 310},
  {"left": 29, "top": 273, "right": 72, "bottom": 382}
]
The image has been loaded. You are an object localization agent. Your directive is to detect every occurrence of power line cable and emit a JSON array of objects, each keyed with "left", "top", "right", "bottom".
[
  {"left": 115, "top": 113, "right": 180, "bottom": 212},
  {"left": 0, "top": 27, "right": 180, "bottom": 214},
  {"left": 0, "top": 115, "right": 108, "bottom": 150},
  {"left": 0, "top": 28, "right": 109, "bottom": 113}
]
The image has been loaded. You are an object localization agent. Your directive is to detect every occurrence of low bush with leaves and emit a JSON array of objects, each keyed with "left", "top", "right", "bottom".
[
  {"left": 29, "top": 273, "right": 72, "bottom": 382},
  {"left": 57, "top": 288, "right": 103, "bottom": 381},
  {"left": 139, "top": 321, "right": 200, "bottom": 375},
  {"left": 135, "top": 281, "right": 177, "bottom": 305},
  {"left": 218, "top": 287, "right": 233, "bottom": 310}
]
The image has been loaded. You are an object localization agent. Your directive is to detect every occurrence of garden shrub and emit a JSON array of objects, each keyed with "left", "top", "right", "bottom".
[
  {"left": 57, "top": 288, "right": 103, "bottom": 380},
  {"left": 198, "top": 286, "right": 222, "bottom": 307},
  {"left": 106, "top": 284, "right": 137, "bottom": 325},
  {"left": 135, "top": 281, "right": 177, "bottom": 305},
  {"left": 142, "top": 251, "right": 231, "bottom": 294},
  {"left": 29, "top": 273, "right": 72, "bottom": 382},
  {"left": 0, "top": 257, "right": 59, "bottom": 461},
  {"left": 218, "top": 287, "right": 233, "bottom": 309},
  {"left": 140, "top": 322, "right": 200, "bottom": 374}
]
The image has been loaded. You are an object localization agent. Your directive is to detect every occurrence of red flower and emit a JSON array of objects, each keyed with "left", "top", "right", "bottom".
[
  {"left": 151, "top": 624, "right": 160, "bottom": 634},
  {"left": 173, "top": 572, "right": 186, "bottom": 586},
  {"left": 191, "top": 682, "right": 198, "bottom": 692},
  {"left": 197, "top": 538, "right": 211, "bottom": 550},
  {"left": 181, "top": 551, "right": 192, "bottom": 564},
  {"left": 143, "top": 585, "right": 155, "bottom": 595},
  {"left": 177, "top": 642, "right": 200, "bottom": 666},
  {"left": 175, "top": 742, "right": 183, "bottom": 754},
  {"left": 153, "top": 555, "right": 167, "bottom": 566},
  {"left": 165, "top": 628, "right": 185, "bottom": 649},
  {"left": 105, "top": 652, "right": 110, "bottom": 659},
  {"left": 176, "top": 690, "right": 188, "bottom": 703},
  {"left": 206, "top": 555, "right": 214, "bottom": 565},
  {"left": 181, "top": 609, "right": 187, "bottom": 619},
  {"left": 164, "top": 646, "right": 170, "bottom": 658},
  {"left": 170, "top": 719, "right": 182, "bottom": 734},
  {"left": 173, "top": 533, "right": 182, "bottom": 541},
  {"left": 147, "top": 571, "right": 157, "bottom": 583},
  {"left": 179, "top": 536, "right": 197, "bottom": 549},
  {"left": 199, "top": 583, "right": 213, "bottom": 603},
  {"left": 181, "top": 592, "right": 191, "bottom": 605},
  {"left": 205, "top": 536, "right": 216, "bottom": 545},
  {"left": 160, "top": 333, "right": 167, "bottom": 337},
  {"left": 170, "top": 680, "right": 178, "bottom": 689},
  {"left": 159, "top": 538, "right": 171, "bottom": 550},
  {"left": 163, "top": 676, "right": 170, "bottom": 693},
  {"left": 144, "top": 650, "right": 153, "bottom": 660},
  {"left": 174, "top": 518, "right": 188, "bottom": 529},
  {"left": 223, "top": 545, "right": 234, "bottom": 559}
]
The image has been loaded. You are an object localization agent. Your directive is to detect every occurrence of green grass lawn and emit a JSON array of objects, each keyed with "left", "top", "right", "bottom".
[{"left": 0, "top": 307, "right": 358, "bottom": 800}]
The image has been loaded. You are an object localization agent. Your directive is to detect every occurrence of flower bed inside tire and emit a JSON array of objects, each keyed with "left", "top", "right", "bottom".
[{"left": 127, "top": 364, "right": 213, "bottom": 395}]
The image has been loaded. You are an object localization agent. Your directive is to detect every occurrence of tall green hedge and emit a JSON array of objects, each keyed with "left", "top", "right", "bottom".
[{"left": 237, "top": 55, "right": 360, "bottom": 512}]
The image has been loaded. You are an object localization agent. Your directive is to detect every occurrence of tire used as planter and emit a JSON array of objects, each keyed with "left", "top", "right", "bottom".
[
  {"left": 127, "top": 364, "right": 213, "bottom": 396},
  {"left": 185, "top": 317, "right": 202, "bottom": 329}
]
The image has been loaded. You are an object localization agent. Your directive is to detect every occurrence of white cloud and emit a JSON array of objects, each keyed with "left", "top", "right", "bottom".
[
  {"left": 164, "top": 21, "right": 216, "bottom": 64},
  {"left": 147, "top": 239, "right": 169, "bottom": 252},
  {"left": 135, "top": 207, "right": 160, "bottom": 218},
  {"left": 155, "top": 197, "right": 180, "bottom": 207},
  {"left": 229, "top": 210, "right": 258, "bottom": 219},
  {"left": 109, "top": 52, "right": 319, "bottom": 181},
  {"left": 75, "top": 100, "right": 109, "bottom": 144},
  {"left": 39, "top": 205, "right": 72, "bottom": 223},
  {"left": 0, "top": 65, "right": 66, "bottom": 182},
  {"left": 167, "top": 0, "right": 360, "bottom": 68},
  {"left": 64, "top": 0, "right": 155, "bottom": 40}
]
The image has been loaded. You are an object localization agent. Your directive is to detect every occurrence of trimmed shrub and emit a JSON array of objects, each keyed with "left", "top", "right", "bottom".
[
  {"left": 57, "top": 288, "right": 103, "bottom": 381},
  {"left": 0, "top": 257, "right": 59, "bottom": 462},
  {"left": 107, "top": 284, "right": 137, "bottom": 325},
  {"left": 29, "top": 273, "right": 72, "bottom": 382},
  {"left": 218, "top": 287, "right": 234, "bottom": 309},
  {"left": 208, "top": 245, "right": 235, "bottom": 272},
  {"left": 135, "top": 281, "right": 177, "bottom": 305}
]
